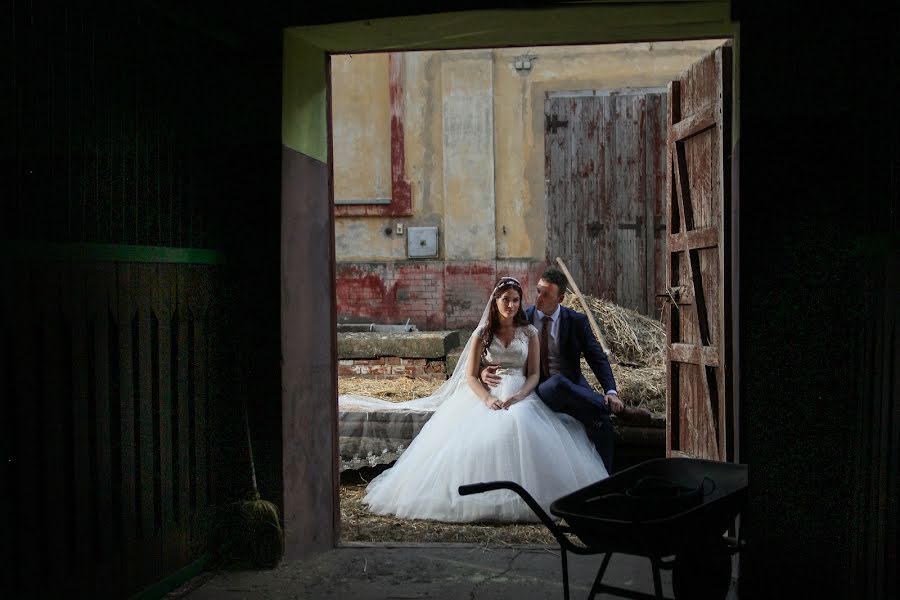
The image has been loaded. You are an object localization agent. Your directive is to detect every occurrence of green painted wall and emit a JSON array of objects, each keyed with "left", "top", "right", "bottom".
[
  {"left": 281, "top": 2, "right": 738, "bottom": 161},
  {"left": 283, "top": 32, "right": 328, "bottom": 162}
]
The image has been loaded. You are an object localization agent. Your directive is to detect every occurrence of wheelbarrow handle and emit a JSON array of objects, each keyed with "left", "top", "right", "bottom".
[
  {"left": 458, "top": 481, "right": 522, "bottom": 496},
  {"left": 458, "top": 481, "right": 572, "bottom": 549}
]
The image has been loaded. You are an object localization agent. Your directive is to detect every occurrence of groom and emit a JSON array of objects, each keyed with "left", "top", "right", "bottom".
[{"left": 482, "top": 267, "right": 649, "bottom": 472}]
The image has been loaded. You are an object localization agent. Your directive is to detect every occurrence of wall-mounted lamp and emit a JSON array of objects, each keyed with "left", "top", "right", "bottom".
[{"left": 513, "top": 54, "right": 537, "bottom": 74}]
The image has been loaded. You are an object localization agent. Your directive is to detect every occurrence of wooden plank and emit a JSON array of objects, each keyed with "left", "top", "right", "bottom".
[
  {"left": 116, "top": 262, "right": 138, "bottom": 581},
  {"left": 644, "top": 92, "right": 666, "bottom": 317},
  {"left": 673, "top": 142, "right": 696, "bottom": 231},
  {"left": 672, "top": 89, "right": 703, "bottom": 459},
  {"left": 578, "top": 95, "right": 601, "bottom": 297},
  {"left": 616, "top": 93, "right": 642, "bottom": 310},
  {"left": 155, "top": 263, "right": 177, "bottom": 573},
  {"left": 668, "top": 342, "right": 691, "bottom": 367},
  {"left": 668, "top": 227, "right": 719, "bottom": 252},
  {"left": 63, "top": 264, "right": 95, "bottom": 586},
  {"left": 689, "top": 249, "right": 713, "bottom": 346},
  {"left": 188, "top": 265, "right": 211, "bottom": 551},
  {"left": 41, "top": 267, "right": 70, "bottom": 587},
  {"left": 702, "top": 346, "right": 721, "bottom": 367},
  {"left": 715, "top": 44, "right": 733, "bottom": 462},
  {"left": 6, "top": 264, "right": 41, "bottom": 587},
  {"left": 681, "top": 363, "right": 699, "bottom": 456},
  {"left": 669, "top": 342, "right": 720, "bottom": 367},
  {"left": 136, "top": 263, "right": 159, "bottom": 581},
  {"left": 665, "top": 312, "right": 678, "bottom": 457},
  {"left": 675, "top": 89, "right": 707, "bottom": 456},
  {"left": 665, "top": 82, "right": 678, "bottom": 457},
  {"left": 610, "top": 93, "right": 626, "bottom": 305},
  {"left": 175, "top": 265, "right": 191, "bottom": 566},
  {"left": 0, "top": 263, "right": 11, "bottom": 587},
  {"left": 545, "top": 94, "right": 569, "bottom": 278},
  {"left": 671, "top": 105, "right": 716, "bottom": 142},
  {"left": 85, "top": 263, "right": 116, "bottom": 588},
  {"left": 204, "top": 269, "right": 224, "bottom": 518},
  {"left": 21, "top": 268, "right": 41, "bottom": 583}
]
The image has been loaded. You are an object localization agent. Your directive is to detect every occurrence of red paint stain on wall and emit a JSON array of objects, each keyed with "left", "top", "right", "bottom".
[
  {"left": 337, "top": 260, "right": 547, "bottom": 330},
  {"left": 334, "top": 53, "right": 412, "bottom": 218}
]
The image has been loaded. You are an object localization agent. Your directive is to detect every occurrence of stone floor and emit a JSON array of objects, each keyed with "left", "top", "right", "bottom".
[{"left": 168, "top": 543, "right": 739, "bottom": 600}]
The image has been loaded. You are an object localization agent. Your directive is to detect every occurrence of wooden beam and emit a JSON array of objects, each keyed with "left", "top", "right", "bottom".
[
  {"left": 669, "top": 342, "right": 720, "bottom": 367},
  {"left": 672, "top": 106, "right": 716, "bottom": 142},
  {"left": 668, "top": 227, "right": 720, "bottom": 252}
]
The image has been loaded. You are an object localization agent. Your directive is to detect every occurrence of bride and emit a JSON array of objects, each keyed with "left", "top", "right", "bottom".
[{"left": 350, "top": 276, "right": 609, "bottom": 523}]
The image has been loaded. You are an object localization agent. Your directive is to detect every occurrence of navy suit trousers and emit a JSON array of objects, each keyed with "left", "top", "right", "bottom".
[{"left": 536, "top": 374, "right": 614, "bottom": 472}]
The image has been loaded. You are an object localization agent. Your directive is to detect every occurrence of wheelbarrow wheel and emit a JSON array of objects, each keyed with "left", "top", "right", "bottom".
[{"left": 672, "top": 535, "right": 732, "bottom": 600}]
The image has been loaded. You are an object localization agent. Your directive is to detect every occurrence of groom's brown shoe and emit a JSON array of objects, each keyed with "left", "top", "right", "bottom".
[{"left": 614, "top": 405, "right": 652, "bottom": 425}]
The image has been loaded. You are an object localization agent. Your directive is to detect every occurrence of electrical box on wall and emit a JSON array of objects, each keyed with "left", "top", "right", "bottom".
[{"left": 407, "top": 226, "right": 439, "bottom": 258}]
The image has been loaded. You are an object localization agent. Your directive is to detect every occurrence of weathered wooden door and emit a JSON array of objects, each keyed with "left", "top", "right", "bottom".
[
  {"left": 664, "top": 44, "right": 733, "bottom": 460},
  {"left": 545, "top": 89, "right": 667, "bottom": 316}
]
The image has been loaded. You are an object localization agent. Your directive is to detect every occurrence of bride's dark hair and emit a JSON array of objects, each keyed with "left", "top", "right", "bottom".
[{"left": 480, "top": 277, "right": 530, "bottom": 359}]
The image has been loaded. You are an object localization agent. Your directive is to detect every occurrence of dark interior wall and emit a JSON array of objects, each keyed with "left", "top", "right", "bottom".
[
  {"left": 4, "top": 1, "right": 896, "bottom": 598},
  {"left": 737, "top": 3, "right": 897, "bottom": 598},
  {"left": 4, "top": 1, "right": 283, "bottom": 596}
]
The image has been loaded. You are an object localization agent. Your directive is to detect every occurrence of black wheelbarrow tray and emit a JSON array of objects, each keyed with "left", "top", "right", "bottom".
[{"left": 459, "top": 457, "right": 748, "bottom": 600}]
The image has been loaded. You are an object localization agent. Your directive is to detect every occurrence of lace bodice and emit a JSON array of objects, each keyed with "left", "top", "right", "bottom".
[{"left": 483, "top": 325, "right": 537, "bottom": 371}]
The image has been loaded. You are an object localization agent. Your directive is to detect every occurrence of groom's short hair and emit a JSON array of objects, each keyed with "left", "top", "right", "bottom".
[{"left": 540, "top": 268, "right": 568, "bottom": 296}]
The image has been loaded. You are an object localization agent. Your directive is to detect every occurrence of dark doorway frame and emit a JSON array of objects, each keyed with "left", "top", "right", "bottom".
[{"left": 280, "top": 4, "right": 740, "bottom": 559}]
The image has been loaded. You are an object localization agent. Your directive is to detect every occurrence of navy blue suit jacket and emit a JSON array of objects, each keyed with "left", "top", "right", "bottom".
[{"left": 527, "top": 305, "right": 616, "bottom": 394}]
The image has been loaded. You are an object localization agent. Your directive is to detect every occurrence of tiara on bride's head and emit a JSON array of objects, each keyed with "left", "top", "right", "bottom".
[{"left": 494, "top": 276, "right": 521, "bottom": 291}]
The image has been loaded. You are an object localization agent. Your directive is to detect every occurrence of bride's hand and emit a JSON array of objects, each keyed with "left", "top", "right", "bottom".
[
  {"left": 501, "top": 392, "right": 524, "bottom": 409},
  {"left": 484, "top": 395, "right": 503, "bottom": 410}
]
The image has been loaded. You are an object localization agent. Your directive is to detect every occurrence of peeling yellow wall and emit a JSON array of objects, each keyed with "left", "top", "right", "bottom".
[
  {"left": 333, "top": 40, "right": 726, "bottom": 262},
  {"left": 331, "top": 54, "right": 392, "bottom": 202}
]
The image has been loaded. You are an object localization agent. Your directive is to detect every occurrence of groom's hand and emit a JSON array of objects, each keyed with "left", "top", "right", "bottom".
[
  {"left": 605, "top": 392, "right": 624, "bottom": 413},
  {"left": 480, "top": 365, "right": 501, "bottom": 388}
]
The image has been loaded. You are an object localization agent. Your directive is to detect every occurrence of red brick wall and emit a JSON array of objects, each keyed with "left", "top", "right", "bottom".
[{"left": 336, "top": 259, "right": 547, "bottom": 330}]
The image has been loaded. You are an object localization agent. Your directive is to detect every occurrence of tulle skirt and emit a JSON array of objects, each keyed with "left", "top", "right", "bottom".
[{"left": 363, "top": 373, "right": 609, "bottom": 522}]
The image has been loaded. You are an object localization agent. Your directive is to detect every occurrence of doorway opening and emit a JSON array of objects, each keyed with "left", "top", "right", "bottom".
[{"left": 326, "top": 38, "right": 734, "bottom": 545}]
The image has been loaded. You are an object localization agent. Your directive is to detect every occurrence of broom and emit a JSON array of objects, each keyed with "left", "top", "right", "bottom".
[
  {"left": 218, "top": 373, "right": 284, "bottom": 569},
  {"left": 556, "top": 256, "right": 618, "bottom": 365}
]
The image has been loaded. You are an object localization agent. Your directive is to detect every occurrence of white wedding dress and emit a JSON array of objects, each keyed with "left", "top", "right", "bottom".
[{"left": 363, "top": 325, "right": 609, "bottom": 522}]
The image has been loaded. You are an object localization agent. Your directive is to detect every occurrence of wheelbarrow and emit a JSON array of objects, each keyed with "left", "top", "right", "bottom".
[{"left": 459, "top": 457, "right": 747, "bottom": 600}]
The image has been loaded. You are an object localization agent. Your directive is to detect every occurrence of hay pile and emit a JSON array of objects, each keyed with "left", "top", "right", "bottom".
[
  {"left": 340, "top": 483, "right": 555, "bottom": 545},
  {"left": 561, "top": 294, "right": 666, "bottom": 417},
  {"left": 561, "top": 294, "right": 665, "bottom": 367},
  {"left": 339, "top": 376, "right": 440, "bottom": 403}
]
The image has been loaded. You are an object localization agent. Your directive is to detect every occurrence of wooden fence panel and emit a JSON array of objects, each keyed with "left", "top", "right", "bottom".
[
  {"left": 155, "top": 264, "right": 178, "bottom": 574},
  {"left": 136, "top": 263, "right": 160, "bottom": 580},
  {"left": 0, "top": 264, "right": 11, "bottom": 587},
  {"left": 85, "top": 263, "right": 117, "bottom": 592},
  {"left": 3, "top": 261, "right": 226, "bottom": 595},
  {"left": 188, "top": 265, "right": 212, "bottom": 553},
  {"left": 63, "top": 266, "right": 94, "bottom": 588},
  {"left": 175, "top": 266, "right": 194, "bottom": 566},
  {"left": 40, "top": 267, "right": 70, "bottom": 585},
  {"left": 545, "top": 89, "right": 667, "bottom": 315},
  {"left": 116, "top": 263, "right": 139, "bottom": 583}
]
